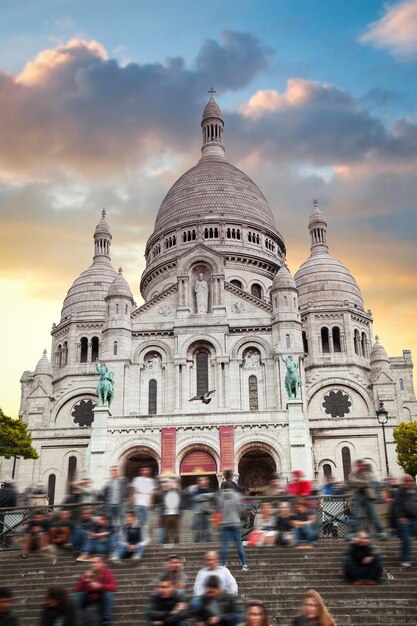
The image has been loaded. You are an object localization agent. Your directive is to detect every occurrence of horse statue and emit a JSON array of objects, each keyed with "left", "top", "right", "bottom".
[
  {"left": 281, "top": 355, "right": 301, "bottom": 399},
  {"left": 95, "top": 359, "right": 114, "bottom": 408}
]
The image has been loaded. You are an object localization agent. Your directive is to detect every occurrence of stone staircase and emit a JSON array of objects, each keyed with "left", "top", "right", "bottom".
[{"left": 1, "top": 540, "right": 416, "bottom": 625}]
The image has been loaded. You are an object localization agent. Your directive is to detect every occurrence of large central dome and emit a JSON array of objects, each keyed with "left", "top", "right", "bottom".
[{"left": 154, "top": 152, "right": 279, "bottom": 235}]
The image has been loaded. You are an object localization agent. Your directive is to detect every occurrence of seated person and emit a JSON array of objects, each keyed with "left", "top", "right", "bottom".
[
  {"left": 0, "top": 587, "right": 19, "bottom": 626},
  {"left": 291, "top": 500, "right": 317, "bottom": 548},
  {"left": 72, "top": 508, "right": 95, "bottom": 556},
  {"left": 248, "top": 502, "right": 277, "bottom": 546},
  {"left": 287, "top": 470, "right": 312, "bottom": 497},
  {"left": 20, "top": 511, "right": 54, "bottom": 561},
  {"left": 275, "top": 502, "right": 295, "bottom": 546},
  {"left": 147, "top": 574, "right": 188, "bottom": 626},
  {"left": 193, "top": 551, "right": 238, "bottom": 597},
  {"left": 114, "top": 510, "right": 144, "bottom": 562},
  {"left": 77, "top": 514, "right": 115, "bottom": 561},
  {"left": 74, "top": 554, "right": 118, "bottom": 626},
  {"left": 195, "top": 576, "right": 241, "bottom": 626},
  {"left": 38, "top": 585, "right": 77, "bottom": 625},
  {"left": 48, "top": 509, "right": 74, "bottom": 549},
  {"left": 157, "top": 555, "right": 188, "bottom": 595},
  {"left": 343, "top": 531, "right": 383, "bottom": 585}
]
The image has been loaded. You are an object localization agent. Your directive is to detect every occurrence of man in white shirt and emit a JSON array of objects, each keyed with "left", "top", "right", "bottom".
[
  {"left": 193, "top": 550, "right": 238, "bottom": 598},
  {"left": 131, "top": 466, "right": 155, "bottom": 530}
]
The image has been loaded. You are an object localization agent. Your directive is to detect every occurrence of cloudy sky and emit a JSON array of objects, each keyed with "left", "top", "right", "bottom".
[{"left": 1, "top": 0, "right": 416, "bottom": 416}]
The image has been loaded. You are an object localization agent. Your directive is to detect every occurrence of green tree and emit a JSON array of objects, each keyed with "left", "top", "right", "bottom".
[
  {"left": 0, "top": 408, "right": 39, "bottom": 460},
  {"left": 393, "top": 422, "right": 417, "bottom": 478}
]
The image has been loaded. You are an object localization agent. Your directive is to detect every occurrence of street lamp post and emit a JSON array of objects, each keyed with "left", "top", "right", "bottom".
[{"left": 376, "top": 400, "right": 390, "bottom": 477}]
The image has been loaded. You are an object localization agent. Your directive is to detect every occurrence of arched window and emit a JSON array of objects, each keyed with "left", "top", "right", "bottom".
[
  {"left": 148, "top": 379, "right": 157, "bottom": 415},
  {"left": 286, "top": 334, "right": 291, "bottom": 348},
  {"left": 196, "top": 349, "right": 209, "bottom": 396},
  {"left": 361, "top": 332, "right": 367, "bottom": 357},
  {"left": 57, "top": 344, "right": 62, "bottom": 368},
  {"left": 47, "top": 474, "right": 56, "bottom": 505},
  {"left": 284, "top": 296, "right": 288, "bottom": 307},
  {"left": 251, "top": 283, "right": 262, "bottom": 299},
  {"left": 399, "top": 378, "right": 404, "bottom": 391},
  {"left": 116, "top": 303, "right": 119, "bottom": 314},
  {"left": 354, "top": 329, "right": 361, "bottom": 355},
  {"left": 341, "top": 447, "right": 352, "bottom": 482},
  {"left": 113, "top": 341, "right": 118, "bottom": 356},
  {"left": 125, "top": 304, "right": 128, "bottom": 315},
  {"left": 321, "top": 327, "right": 330, "bottom": 353},
  {"left": 248, "top": 375, "right": 258, "bottom": 411},
  {"left": 91, "top": 336, "right": 99, "bottom": 362},
  {"left": 332, "top": 327, "right": 341, "bottom": 353},
  {"left": 230, "top": 279, "right": 242, "bottom": 289},
  {"left": 80, "top": 337, "right": 88, "bottom": 363},
  {"left": 62, "top": 341, "right": 68, "bottom": 366},
  {"left": 67, "top": 456, "right": 77, "bottom": 482},
  {"left": 323, "top": 463, "right": 332, "bottom": 480},
  {"left": 302, "top": 331, "right": 309, "bottom": 354}
]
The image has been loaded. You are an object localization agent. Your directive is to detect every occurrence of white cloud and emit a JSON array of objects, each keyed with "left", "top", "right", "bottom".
[{"left": 360, "top": 0, "right": 417, "bottom": 60}]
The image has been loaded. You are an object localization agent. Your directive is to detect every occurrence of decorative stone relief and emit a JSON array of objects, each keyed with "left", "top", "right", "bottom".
[
  {"left": 145, "top": 353, "right": 162, "bottom": 372},
  {"left": 71, "top": 399, "right": 95, "bottom": 427},
  {"left": 159, "top": 305, "right": 171, "bottom": 317},
  {"left": 321, "top": 390, "right": 352, "bottom": 418},
  {"left": 242, "top": 348, "right": 262, "bottom": 369},
  {"left": 232, "top": 302, "right": 245, "bottom": 313}
]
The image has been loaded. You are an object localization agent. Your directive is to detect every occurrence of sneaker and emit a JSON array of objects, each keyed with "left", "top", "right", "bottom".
[
  {"left": 48, "top": 545, "right": 58, "bottom": 566},
  {"left": 242, "top": 564, "right": 250, "bottom": 572},
  {"left": 76, "top": 554, "right": 89, "bottom": 562},
  {"left": 400, "top": 561, "right": 411, "bottom": 568}
]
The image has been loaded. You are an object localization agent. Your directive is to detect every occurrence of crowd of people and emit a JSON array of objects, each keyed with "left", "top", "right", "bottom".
[
  {"left": 0, "top": 459, "right": 417, "bottom": 625},
  {"left": 0, "top": 550, "right": 339, "bottom": 626}
]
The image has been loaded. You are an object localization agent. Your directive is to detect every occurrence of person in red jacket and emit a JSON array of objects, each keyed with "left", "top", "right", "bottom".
[
  {"left": 74, "top": 555, "right": 117, "bottom": 625},
  {"left": 287, "top": 470, "right": 312, "bottom": 497}
]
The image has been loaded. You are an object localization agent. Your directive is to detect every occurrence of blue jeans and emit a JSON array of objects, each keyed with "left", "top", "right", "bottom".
[
  {"left": 399, "top": 519, "right": 417, "bottom": 563},
  {"left": 343, "top": 554, "right": 382, "bottom": 582},
  {"left": 116, "top": 544, "right": 144, "bottom": 560},
  {"left": 72, "top": 527, "right": 89, "bottom": 553},
  {"left": 75, "top": 590, "right": 113, "bottom": 621},
  {"left": 106, "top": 504, "right": 124, "bottom": 530},
  {"left": 220, "top": 525, "right": 247, "bottom": 566},
  {"left": 295, "top": 524, "right": 318, "bottom": 545},
  {"left": 136, "top": 505, "right": 149, "bottom": 527},
  {"left": 85, "top": 534, "right": 116, "bottom": 556},
  {"left": 351, "top": 494, "right": 383, "bottom": 534},
  {"left": 193, "top": 511, "right": 211, "bottom": 542}
]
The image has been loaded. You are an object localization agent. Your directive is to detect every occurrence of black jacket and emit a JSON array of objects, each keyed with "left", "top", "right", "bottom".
[
  {"left": 396, "top": 486, "right": 417, "bottom": 520},
  {"left": 0, "top": 612, "right": 19, "bottom": 626},
  {"left": 196, "top": 592, "right": 240, "bottom": 626},
  {"left": 147, "top": 591, "right": 188, "bottom": 625},
  {"left": 37, "top": 603, "right": 77, "bottom": 626},
  {"left": 0, "top": 487, "right": 17, "bottom": 508}
]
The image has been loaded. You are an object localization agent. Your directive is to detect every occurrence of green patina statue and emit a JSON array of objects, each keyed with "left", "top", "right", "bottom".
[
  {"left": 95, "top": 359, "right": 114, "bottom": 408},
  {"left": 281, "top": 355, "right": 301, "bottom": 399}
]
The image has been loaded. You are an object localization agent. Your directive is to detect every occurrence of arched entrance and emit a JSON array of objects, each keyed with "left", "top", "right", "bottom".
[
  {"left": 179, "top": 449, "right": 218, "bottom": 489},
  {"left": 238, "top": 446, "right": 277, "bottom": 494},
  {"left": 122, "top": 447, "right": 159, "bottom": 481}
]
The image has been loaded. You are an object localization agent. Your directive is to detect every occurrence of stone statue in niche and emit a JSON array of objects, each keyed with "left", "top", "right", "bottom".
[
  {"left": 146, "top": 353, "right": 162, "bottom": 372},
  {"left": 195, "top": 273, "right": 209, "bottom": 313},
  {"left": 243, "top": 349, "right": 261, "bottom": 369}
]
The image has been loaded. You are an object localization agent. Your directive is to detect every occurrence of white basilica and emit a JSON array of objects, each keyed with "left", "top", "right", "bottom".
[{"left": 17, "top": 96, "right": 416, "bottom": 503}]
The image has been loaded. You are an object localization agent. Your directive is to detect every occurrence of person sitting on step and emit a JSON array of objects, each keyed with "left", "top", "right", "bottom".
[
  {"left": 48, "top": 509, "right": 74, "bottom": 551},
  {"left": 0, "top": 587, "right": 20, "bottom": 626},
  {"left": 157, "top": 555, "right": 188, "bottom": 597},
  {"left": 113, "top": 510, "right": 144, "bottom": 563},
  {"left": 147, "top": 574, "right": 188, "bottom": 626},
  {"left": 77, "top": 514, "right": 115, "bottom": 562},
  {"left": 343, "top": 530, "right": 383, "bottom": 586},
  {"left": 194, "top": 575, "right": 242, "bottom": 626},
  {"left": 291, "top": 590, "right": 336, "bottom": 626},
  {"left": 291, "top": 500, "right": 317, "bottom": 548},
  {"left": 19, "top": 510, "right": 56, "bottom": 563},
  {"left": 74, "top": 554, "right": 117, "bottom": 626}
]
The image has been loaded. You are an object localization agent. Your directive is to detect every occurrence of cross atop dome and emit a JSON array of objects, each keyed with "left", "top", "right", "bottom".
[{"left": 208, "top": 86, "right": 216, "bottom": 97}]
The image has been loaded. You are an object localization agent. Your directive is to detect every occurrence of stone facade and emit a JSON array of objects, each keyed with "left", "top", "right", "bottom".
[{"left": 13, "top": 97, "right": 417, "bottom": 503}]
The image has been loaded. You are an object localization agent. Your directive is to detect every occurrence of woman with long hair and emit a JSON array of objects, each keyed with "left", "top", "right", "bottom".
[
  {"left": 38, "top": 586, "right": 77, "bottom": 626},
  {"left": 291, "top": 590, "right": 336, "bottom": 626},
  {"left": 244, "top": 600, "right": 270, "bottom": 626}
]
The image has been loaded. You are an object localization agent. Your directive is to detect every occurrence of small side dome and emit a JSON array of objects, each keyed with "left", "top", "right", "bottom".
[
  {"left": 107, "top": 268, "right": 133, "bottom": 300},
  {"left": 272, "top": 265, "right": 296, "bottom": 290},
  {"left": 370, "top": 336, "right": 390, "bottom": 367},
  {"left": 34, "top": 350, "right": 52, "bottom": 377}
]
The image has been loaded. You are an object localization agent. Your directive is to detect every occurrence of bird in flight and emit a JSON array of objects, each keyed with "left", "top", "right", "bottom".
[{"left": 189, "top": 390, "right": 216, "bottom": 404}]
